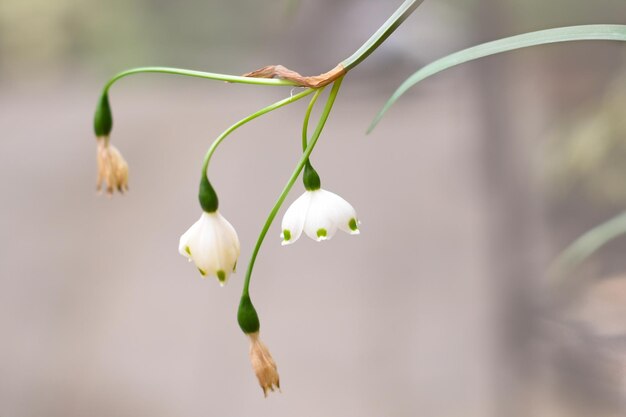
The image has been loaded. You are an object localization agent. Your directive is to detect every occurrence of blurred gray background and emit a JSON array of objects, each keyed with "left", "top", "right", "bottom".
[{"left": 2, "top": 0, "right": 626, "bottom": 416}]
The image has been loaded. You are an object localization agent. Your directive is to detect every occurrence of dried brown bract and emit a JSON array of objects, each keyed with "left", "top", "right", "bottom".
[{"left": 243, "top": 64, "right": 346, "bottom": 89}]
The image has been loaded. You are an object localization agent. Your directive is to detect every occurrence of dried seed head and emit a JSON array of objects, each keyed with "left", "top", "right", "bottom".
[
  {"left": 96, "top": 136, "right": 129, "bottom": 195},
  {"left": 248, "top": 332, "right": 280, "bottom": 397}
]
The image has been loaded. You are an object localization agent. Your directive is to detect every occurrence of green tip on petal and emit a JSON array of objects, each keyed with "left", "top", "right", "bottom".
[
  {"left": 198, "top": 267, "right": 207, "bottom": 276},
  {"left": 282, "top": 229, "right": 291, "bottom": 241},
  {"left": 349, "top": 218, "right": 358, "bottom": 231},
  {"left": 232, "top": 261, "right": 237, "bottom": 272},
  {"left": 185, "top": 246, "right": 191, "bottom": 256},
  {"left": 217, "top": 270, "right": 226, "bottom": 283},
  {"left": 317, "top": 228, "right": 327, "bottom": 238}
]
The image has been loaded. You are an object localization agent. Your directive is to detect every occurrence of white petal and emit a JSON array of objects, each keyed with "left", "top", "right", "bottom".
[
  {"left": 301, "top": 189, "right": 359, "bottom": 241},
  {"left": 190, "top": 213, "right": 221, "bottom": 276},
  {"left": 178, "top": 215, "right": 203, "bottom": 258},
  {"left": 280, "top": 192, "right": 311, "bottom": 245},
  {"left": 178, "top": 211, "right": 240, "bottom": 283},
  {"left": 319, "top": 189, "right": 359, "bottom": 235},
  {"left": 212, "top": 212, "right": 240, "bottom": 280},
  {"left": 303, "top": 190, "right": 340, "bottom": 241}
]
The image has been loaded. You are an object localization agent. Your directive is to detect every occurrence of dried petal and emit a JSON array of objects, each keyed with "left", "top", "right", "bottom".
[
  {"left": 248, "top": 332, "right": 280, "bottom": 397},
  {"left": 96, "top": 136, "right": 128, "bottom": 195}
]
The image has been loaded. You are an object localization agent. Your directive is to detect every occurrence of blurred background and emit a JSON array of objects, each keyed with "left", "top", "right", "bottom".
[{"left": 1, "top": 0, "right": 626, "bottom": 416}]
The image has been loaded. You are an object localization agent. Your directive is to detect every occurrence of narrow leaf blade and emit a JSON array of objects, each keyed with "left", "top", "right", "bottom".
[{"left": 368, "top": 24, "right": 626, "bottom": 133}]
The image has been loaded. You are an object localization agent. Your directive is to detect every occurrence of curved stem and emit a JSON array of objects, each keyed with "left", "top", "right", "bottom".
[
  {"left": 341, "top": 0, "right": 424, "bottom": 71},
  {"left": 301, "top": 88, "right": 325, "bottom": 151},
  {"left": 549, "top": 210, "right": 626, "bottom": 282},
  {"left": 200, "top": 88, "right": 314, "bottom": 176},
  {"left": 242, "top": 77, "right": 344, "bottom": 296},
  {"left": 102, "top": 66, "right": 299, "bottom": 95}
]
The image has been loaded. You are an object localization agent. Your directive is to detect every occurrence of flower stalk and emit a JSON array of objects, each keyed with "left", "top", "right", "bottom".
[
  {"left": 233, "top": 80, "right": 342, "bottom": 394},
  {"left": 239, "top": 76, "right": 344, "bottom": 297},
  {"left": 178, "top": 89, "right": 315, "bottom": 281}
]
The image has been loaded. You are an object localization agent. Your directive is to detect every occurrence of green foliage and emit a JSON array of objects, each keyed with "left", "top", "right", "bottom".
[{"left": 370, "top": 25, "right": 626, "bottom": 132}]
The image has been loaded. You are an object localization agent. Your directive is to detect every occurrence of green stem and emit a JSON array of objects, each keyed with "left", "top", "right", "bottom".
[
  {"left": 242, "top": 77, "right": 344, "bottom": 296},
  {"left": 549, "top": 210, "right": 626, "bottom": 282},
  {"left": 301, "top": 89, "right": 325, "bottom": 190},
  {"left": 102, "top": 66, "right": 299, "bottom": 95},
  {"left": 99, "top": 0, "right": 425, "bottom": 93},
  {"left": 301, "top": 88, "right": 325, "bottom": 151},
  {"left": 196, "top": 87, "right": 314, "bottom": 212},
  {"left": 200, "top": 88, "right": 314, "bottom": 176},
  {"left": 341, "top": 0, "right": 424, "bottom": 70}
]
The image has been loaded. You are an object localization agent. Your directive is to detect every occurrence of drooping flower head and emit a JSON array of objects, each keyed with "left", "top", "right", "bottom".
[
  {"left": 281, "top": 188, "right": 360, "bottom": 245},
  {"left": 94, "top": 93, "right": 129, "bottom": 195},
  {"left": 281, "top": 159, "right": 359, "bottom": 244},
  {"left": 238, "top": 294, "right": 280, "bottom": 396},
  {"left": 179, "top": 210, "right": 240, "bottom": 285},
  {"left": 178, "top": 168, "right": 240, "bottom": 284}
]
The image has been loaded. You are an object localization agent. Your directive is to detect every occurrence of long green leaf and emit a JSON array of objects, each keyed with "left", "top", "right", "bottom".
[{"left": 369, "top": 24, "right": 626, "bottom": 132}]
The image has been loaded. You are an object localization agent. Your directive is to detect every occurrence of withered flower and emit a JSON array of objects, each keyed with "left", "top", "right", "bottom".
[
  {"left": 96, "top": 137, "right": 129, "bottom": 195},
  {"left": 248, "top": 332, "right": 280, "bottom": 396}
]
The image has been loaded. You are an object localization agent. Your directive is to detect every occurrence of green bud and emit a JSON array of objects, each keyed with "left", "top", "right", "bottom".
[
  {"left": 94, "top": 93, "right": 113, "bottom": 137},
  {"left": 238, "top": 294, "right": 260, "bottom": 334},
  {"left": 303, "top": 160, "right": 321, "bottom": 191},
  {"left": 198, "top": 171, "right": 219, "bottom": 212}
]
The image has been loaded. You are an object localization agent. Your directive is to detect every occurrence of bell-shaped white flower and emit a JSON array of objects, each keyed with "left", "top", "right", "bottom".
[
  {"left": 178, "top": 211, "right": 240, "bottom": 285},
  {"left": 281, "top": 189, "right": 360, "bottom": 245}
]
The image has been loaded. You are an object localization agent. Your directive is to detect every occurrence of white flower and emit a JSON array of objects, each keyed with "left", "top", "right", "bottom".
[
  {"left": 280, "top": 189, "right": 360, "bottom": 245},
  {"left": 178, "top": 211, "right": 240, "bottom": 285}
]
